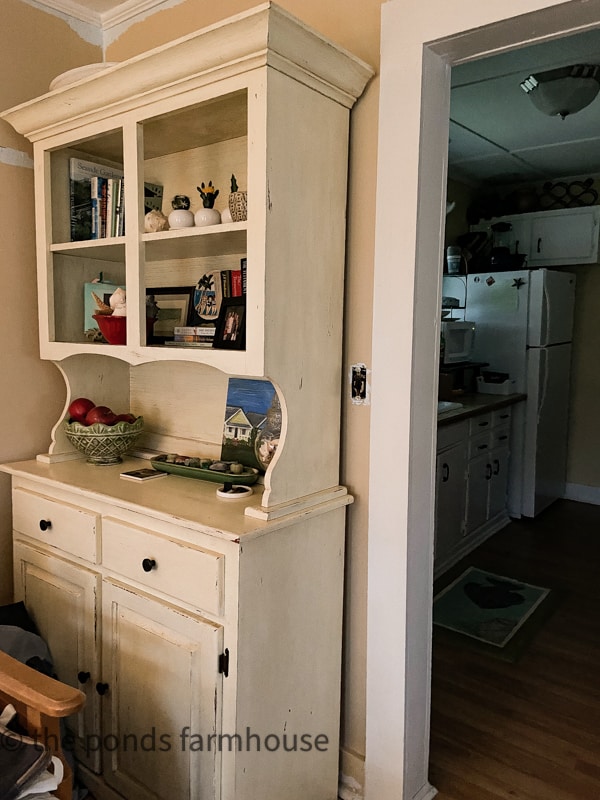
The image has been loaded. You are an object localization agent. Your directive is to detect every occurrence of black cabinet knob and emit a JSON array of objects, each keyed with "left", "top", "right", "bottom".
[
  {"left": 96, "top": 682, "right": 109, "bottom": 696},
  {"left": 78, "top": 671, "right": 91, "bottom": 684},
  {"left": 142, "top": 558, "right": 157, "bottom": 573},
  {"left": 39, "top": 519, "right": 52, "bottom": 531}
]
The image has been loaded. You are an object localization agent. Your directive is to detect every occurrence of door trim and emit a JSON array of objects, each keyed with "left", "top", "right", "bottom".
[{"left": 367, "top": 1, "right": 600, "bottom": 798}]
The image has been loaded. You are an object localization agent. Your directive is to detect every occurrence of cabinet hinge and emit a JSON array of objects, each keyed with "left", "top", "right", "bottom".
[{"left": 219, "top": 648, "right": 230, "bottom": 677}]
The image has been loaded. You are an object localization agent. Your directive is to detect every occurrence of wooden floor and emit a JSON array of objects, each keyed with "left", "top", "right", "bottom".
[{"left": 429, "top": 499, "right": 600, "bottom": 800}]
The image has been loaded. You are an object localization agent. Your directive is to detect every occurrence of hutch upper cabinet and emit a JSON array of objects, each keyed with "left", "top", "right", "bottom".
[{"left": 2, "top": 1, "right": 373, "bottom": 515}]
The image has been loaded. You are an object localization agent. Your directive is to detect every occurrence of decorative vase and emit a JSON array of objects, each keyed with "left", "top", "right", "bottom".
[
  {"left": 229, "top": 190, "right": 248, "bottom": 222},
  {"left": 194, "top": 207, "right": 221, "bottom": 227},
  {"left": 168, "top": 195, "right": 195, "bottom": 229},
  {"left": 168, "top": 209, "right": 195, "bottom": 229}
]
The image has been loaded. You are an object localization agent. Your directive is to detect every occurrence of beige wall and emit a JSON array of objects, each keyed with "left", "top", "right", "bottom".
[
  {"left": 6, "top": 0, "right": 600, "bottom": 792},
  {"left": 0, "top": 1, "right": 101, "bottom": 603}
]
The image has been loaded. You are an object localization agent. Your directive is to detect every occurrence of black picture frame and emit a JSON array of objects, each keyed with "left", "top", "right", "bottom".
[
  {"left": 146, "top": 286, "right": 194, "bottom": 343},
  {"left": 213, "top": 296, "right": 246, "bottom": 350}
]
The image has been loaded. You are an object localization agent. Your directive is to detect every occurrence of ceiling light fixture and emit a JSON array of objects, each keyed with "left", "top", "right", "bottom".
[{"left": 520, "top": 64, "right": 600, "bottom": 119}]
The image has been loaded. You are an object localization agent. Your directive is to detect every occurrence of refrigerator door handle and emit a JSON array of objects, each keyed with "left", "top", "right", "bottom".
[{"left": 538, "top": 348, "right": 548, "bottom": 424}]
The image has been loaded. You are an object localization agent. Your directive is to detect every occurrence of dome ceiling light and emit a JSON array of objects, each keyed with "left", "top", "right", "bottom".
[{"left": 520, "top": 64, "right": 600, "bottom": 119}]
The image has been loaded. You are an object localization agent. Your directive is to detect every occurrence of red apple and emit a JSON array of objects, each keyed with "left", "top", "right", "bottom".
[
  {"left": 85, "top": 405, "right": 117, "bottom": 426},
  {"left": 114, "top": 413, "right": 137, "bottom": 424},
  {"left": 68, "top": 397, "right": 95, "bottom": 424}
]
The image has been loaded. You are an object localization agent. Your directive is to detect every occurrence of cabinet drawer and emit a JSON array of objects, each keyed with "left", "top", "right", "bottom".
[
  {"left": 491, "top": 424, "right": 510, "bottom": 449},
  {"left": 468, "top": 431, "right": 492, "bottom": 460},
  {"left": 469, "top": 413, "right": 492, "bottom": 436},
  {"left": 492, "top": 407, "right": 512, "bottom": 428},
  {"left": 12, "top": 488, "right": 98, "bottom": 563},
  {"left": 437, "top": 421, "right": 468, "bottom": 451},
  {"left": 102, "top": 517, "right": 224, "bottom": 616}
]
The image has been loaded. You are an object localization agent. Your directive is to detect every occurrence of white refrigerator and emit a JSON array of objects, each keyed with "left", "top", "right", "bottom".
[{"left": 443, "top": 269, "right": 576, "bottom": 518}]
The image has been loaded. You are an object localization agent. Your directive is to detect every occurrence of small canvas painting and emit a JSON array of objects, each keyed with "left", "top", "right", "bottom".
[{"left": 221, "top": 379, "right": 282, "bottom": 471}]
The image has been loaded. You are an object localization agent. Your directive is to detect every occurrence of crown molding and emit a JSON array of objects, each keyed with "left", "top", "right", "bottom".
[
  {"left": 29, "top": 0, "right": 172, "bottom": 30},
  {"left": 101, "top": 0, "right": 175, "bottom": 29},
  {"left": 29, "top": 0, "right": 101, "bottom": 26}
]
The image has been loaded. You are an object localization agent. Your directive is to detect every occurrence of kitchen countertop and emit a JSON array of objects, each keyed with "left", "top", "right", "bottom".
[{"left": 437, "top": 392, "right": 526, "bottom": 426}]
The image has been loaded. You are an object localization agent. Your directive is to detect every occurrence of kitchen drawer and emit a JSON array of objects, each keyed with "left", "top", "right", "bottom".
[
  {"left": 12, "top": 487, "right": 98, "bottom": 563},
  {"left": 102, "top": 517, "right": 224, "bottom": 616},
  {"left": 437, "top": 420, "right": 468, "bottom": 452},
  {"left": 468, "top": 431, "right": 492, "bottom": 460},
  {"left": 492, "top": 407, "right": 512, "bottom": 428},
  {"left": 491, "top": 424, "right": 510, "bottom": 449},
  {"left": 469, "top": 412, "right": 492, "bottom": 436}
]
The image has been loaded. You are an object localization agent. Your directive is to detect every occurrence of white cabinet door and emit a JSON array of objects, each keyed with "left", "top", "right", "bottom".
[
  {"left": 13, "top": 541, "right": 102, "bottom": 773},
  {"left": 488, "top": 446, "right": 510, "bottom": 520},
  {"left": 101, "top": 581, "right": 224, "bottom": 800},
  {"left": 529, "top": 207, "right": 600, "bottom": 265},
  {"left": 435, "top": 444, "right": 466, "bottom": 562},
  {"left": 465, "top": 452, "right": 491, "bottom": 535}
]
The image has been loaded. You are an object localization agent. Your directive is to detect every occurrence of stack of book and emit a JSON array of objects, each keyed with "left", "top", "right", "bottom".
[
  {"left": 69, "top": 156, "right": 163, "bottom": 242},
  {"left": 220, "top": 258, "right": 247, "bottom": 298},
  {"left": 165, "top": 326, "right": 216, "bottom": 348}
]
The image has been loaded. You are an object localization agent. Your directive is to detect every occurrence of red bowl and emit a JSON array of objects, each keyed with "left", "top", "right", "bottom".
[
  {"left": 93, "top": 315, "right": 156, "bottom": 345},
  {"left": 93, "top": 314, "right": 126, "bottom": 345}
]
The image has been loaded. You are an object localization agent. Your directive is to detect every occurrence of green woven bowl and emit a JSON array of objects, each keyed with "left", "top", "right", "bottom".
[{"left": 63, "top": 417, "right": 144, "bottom": 465}]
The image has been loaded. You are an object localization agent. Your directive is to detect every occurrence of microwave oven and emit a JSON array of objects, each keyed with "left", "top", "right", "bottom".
[{"left": 441, "top": 320, "right": 476, "bottom": 364}]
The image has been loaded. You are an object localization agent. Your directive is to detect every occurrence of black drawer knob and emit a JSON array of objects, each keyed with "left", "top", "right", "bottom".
[
  {"left": 96, "top": 682, "right": 109, "bottom": 696},
  {"left": 78, "top": 671, "right": 91, "bottom": 684},
  {"left": 39, "top": 519, "right": 52, "bottom": 531},
  {"left": 142, "top": 558, "right": 157, "bottom": 573}
]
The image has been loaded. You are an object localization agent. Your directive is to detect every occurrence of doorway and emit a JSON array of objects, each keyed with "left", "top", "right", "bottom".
[{"left": 366, "top": 2, "right": 600, "bottom": 799}]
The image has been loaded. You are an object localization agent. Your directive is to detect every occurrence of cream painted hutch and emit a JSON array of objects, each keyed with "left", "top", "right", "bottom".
[{"left": 0, "top": 5, "right": 372, "bottom": 799}]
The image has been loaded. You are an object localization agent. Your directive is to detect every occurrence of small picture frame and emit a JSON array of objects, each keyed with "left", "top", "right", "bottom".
[
  {"left": 213, "top": 296, "right": 246, "bottom": 350},
  {"left": 146, "top": 286, "right": 194, "bottom": 343}
]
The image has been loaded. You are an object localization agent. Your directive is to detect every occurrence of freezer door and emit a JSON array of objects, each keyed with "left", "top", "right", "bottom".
[
  {"left": 521, "top": 343, "right": 572, "bottom": 517},
  {"left": 466, "top": 271, "right": 530, "bottom": 392},
  {"left": 527, "top": 269, "right": 576, "bottom": 346}
]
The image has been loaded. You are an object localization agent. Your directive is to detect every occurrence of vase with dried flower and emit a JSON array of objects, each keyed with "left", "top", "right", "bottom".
[{"left": 195, "top": 181, "right": 221, "bottom": 226}]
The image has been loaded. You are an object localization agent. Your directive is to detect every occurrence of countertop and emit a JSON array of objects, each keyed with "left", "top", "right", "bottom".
[{"left": 437, "top": 392, "right": 526, "bottom": 427}]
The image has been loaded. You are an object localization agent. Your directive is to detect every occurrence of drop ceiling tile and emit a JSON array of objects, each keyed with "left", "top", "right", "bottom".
[
  {"left": 448, "top": 152, "right": 545, "bottom": 185},
  {"left": 514, "top": 139, "right": 600, "bottom": 177}
]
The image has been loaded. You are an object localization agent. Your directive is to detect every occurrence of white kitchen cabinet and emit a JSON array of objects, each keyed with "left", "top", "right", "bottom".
[
  {"left": 528, "top": 206, "right": 600, "bottom": 265},
  {"left": 434, "top": 425, "right": 467, "bottom": 563},
  {"left": 465, "top": 451, "right": 491, "bottom": 535},
  {"left": 471, "top": 205, "right": 600, "bottom": 266},
  {"left": 2, "top": 460, "right": 348, "bottom": 800},
  {"left": 488, "top": 444, "right": 511, "bottom": 520},
  {"left": 435, "top": 405, "right": 514, "bottom": 577}
]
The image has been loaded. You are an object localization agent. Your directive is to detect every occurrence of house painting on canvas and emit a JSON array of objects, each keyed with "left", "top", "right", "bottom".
[{"left": 221, "top": 378, "right": 282, "bottom": 471}]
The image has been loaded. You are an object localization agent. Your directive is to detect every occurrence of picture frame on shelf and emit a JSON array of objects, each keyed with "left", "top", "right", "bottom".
[
  {"left": 213, "top": 296, "right": 246, "bottom": 350},
  {"left": 146, "top": 286, "right": 194, "bottom": 343}
]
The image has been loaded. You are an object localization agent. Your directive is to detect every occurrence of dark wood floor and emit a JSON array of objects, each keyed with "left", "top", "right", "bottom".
[{"left": 429, "top": 499, "right": 600, "bottom": 800}]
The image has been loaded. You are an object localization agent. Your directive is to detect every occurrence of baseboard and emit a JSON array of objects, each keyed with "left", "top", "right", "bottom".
[
  {"left": 564, "top": 483, "right": 600, "bottom": 506},
  {"left": 339, "top": 747, "right": 365, "bottom": 800},
  {"left": 412, "top": 782, "right": 438, "bottom": 800}
]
